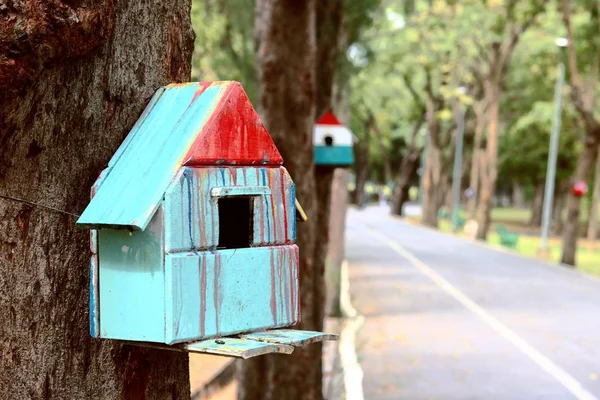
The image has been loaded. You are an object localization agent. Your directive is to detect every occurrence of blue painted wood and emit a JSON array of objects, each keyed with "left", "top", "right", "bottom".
[
  {"left": 98, "top": 208, "right": 166, "bottom": 342},
  {"left": 164, "top": 167, "right": 296, "bottom": 253},
  {"left": 164, "top": 245, "right": 299, "bottom": 344},
  {"left": 183, "top": 338, "right": 294, "bottom": 358},
  {"left": 77, "top": 83, "right": 228, "bottom": 230},
  {"left": 314, "top": 145, "right": 354, "bottom": 166}
]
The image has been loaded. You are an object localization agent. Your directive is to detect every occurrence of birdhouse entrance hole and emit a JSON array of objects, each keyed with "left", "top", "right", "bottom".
[
  {"left": 324, "top": 135, "right": 334, "bottom": 146},
  {"left": 218, "top": 197, "right": 253, "bottom": 249}
]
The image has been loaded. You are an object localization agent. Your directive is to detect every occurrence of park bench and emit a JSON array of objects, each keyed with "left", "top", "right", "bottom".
[{"left": 496, "top": 225, "right": 519, "bottom": 249}]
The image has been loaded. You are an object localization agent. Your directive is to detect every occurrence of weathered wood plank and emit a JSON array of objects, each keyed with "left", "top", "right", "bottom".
[
  {"left": 183, "top": 338, "right": 293, "bottom": 359},
  {"left": 241, "top": 329, "right": 339, "bottom": 346},
  {"left": 210, "top": 185, "right": 270, "bottom": 197}
]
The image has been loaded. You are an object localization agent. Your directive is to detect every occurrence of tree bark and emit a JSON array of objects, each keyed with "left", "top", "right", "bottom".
[
  {"left": 552, "top": 181, "right": 568, "bottom": 235},
  {"left": 587, "top": 146, "right": 600, "bottom": 243},
  {"left": 326, "top": 71, "right": 351, "bottom": 317},
  {"left": 560, "top": 0, "right": 600, "bottom": 265},
  {"left": 529, "top": 183, "right": 545, "bottom": 227},
  {"left": 476, "top": 82, "right": 500, "bottom": 240},
  {"left": 421, "top": 136, "right": 449, "bottom": 227},
  {"left": 391, "top": 121, "right": 424, "bottom": 216},
  {"left": 0, "top": 1, "right": 194, "bottom": 399},
  {"left": 351, "top": 127, "right": 370, "bottom": 207},
  {"left": 325, "top": 168, "right": 349, "bottom": 317},
  {"left": 562, "top": 139, "right": 599, "bottom": 265},
  {"left": 467, "top": 102, "right": 485, "bottom": 218},
  {"left": 512, "top": 184, "right": 526, "bottom": 209}
]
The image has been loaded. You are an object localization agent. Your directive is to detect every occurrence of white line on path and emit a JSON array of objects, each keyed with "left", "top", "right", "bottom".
[
  {"left": 365, "top": 225, "right": 599, "bottom": 400},
  {"left": 339, "top": 260, "right": 365, "bottom": 400}
]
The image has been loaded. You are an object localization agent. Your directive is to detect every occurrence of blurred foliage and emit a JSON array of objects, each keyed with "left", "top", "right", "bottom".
[{"left": 190, "top": 0, "right": 600, "bottom": 194}]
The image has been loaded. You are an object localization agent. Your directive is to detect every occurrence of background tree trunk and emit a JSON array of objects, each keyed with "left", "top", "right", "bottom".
[
  {"left": 562, "top": 140, "right": 599, "bottom": 265},
  {"left": 326, "top": 71, "right": 351, "bottom": 317},
  {"left": 529, "top": 183, "right": 545, "bottom": 227},
  {"left": 0, "top": 1, "right": 194, "bottom": 398},
  {"left": 391, "top": 121, "right": 424, "bottom": 216},
  {"left": 421, "top": 139, "right": 448, "bottom": 227},
  {"left": 239, "top": 0, "right": 341, "bottom": 398},
  {"left": 512, "top": 184, "right": 526, "bottom": 209},
  {"left": 467, "top": 101, "right": 486, "bottom": 218},
  {"left": 552, "top": 181, "right": 568, "bottom": 235},
  {"left": 476, "top": 82, "right": 500, "bottom": 240},
  {"left": 325, "top": 168, "right": 349, "bottom": 317},
  {"left": 352, "top": 132, "right": 370, "bottom": 207},
  {"left": 587, "top": 147, "right": 600, "bottom": 243}
]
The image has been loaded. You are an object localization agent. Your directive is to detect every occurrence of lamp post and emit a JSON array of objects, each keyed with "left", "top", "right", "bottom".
[
  {"left": 451, "top": 87, "right": 467, "bottom": 232},
  {"left": 539, "top": 37, "right": 568, "bottom": 255}
]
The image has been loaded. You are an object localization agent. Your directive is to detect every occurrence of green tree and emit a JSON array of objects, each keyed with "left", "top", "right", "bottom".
[{"left": 560, "top": 0, "right": 600, "bottom": 266}]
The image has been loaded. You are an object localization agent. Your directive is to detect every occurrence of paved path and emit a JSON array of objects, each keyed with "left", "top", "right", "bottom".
[{"left": 346, "top": 206, "right": 600, "bottom": 400}]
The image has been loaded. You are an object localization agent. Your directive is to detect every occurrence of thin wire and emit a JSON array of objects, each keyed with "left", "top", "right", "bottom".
[{"left": 0, "top": 193, "right": 81, "bottom": 218}]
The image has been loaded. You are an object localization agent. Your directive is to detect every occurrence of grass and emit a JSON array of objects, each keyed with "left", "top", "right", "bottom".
[{"left": 424, "top": 208, "right": 600, "bottom": 277}]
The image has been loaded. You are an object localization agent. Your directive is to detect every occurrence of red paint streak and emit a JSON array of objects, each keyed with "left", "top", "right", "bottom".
[
  {"left": 200, "top": 257, "right": 207, "bottom": 337},
  {"left": 242, "top": 168, "right": 247, "bottom": 185},
  {"left": 267, "top": 169, "right": 277, "bottom": 242},
  {"left": 229, "top": 167, "right": 237, "bottom": 185},
  {"left": 214, "top": 253, "right": 221, "bottom": 334},
  {"left": 270, "top": 249, "right": 277, "bottom": 325},
  {"left": 191, "top": 82, "right": 212, "bottom": 103},
  {"left": 279, "top": 168, "right": 290, "bottom": 243},
  {"left": 183, "top": 82, "right": 283, "bottom": 166},
  {"left": 316, "top": 110, "right": 343, "bottom": 126}
]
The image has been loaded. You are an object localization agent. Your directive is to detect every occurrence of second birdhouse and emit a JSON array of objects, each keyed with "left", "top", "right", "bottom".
[
  {"left": 76, "top": 81, "right": 336, "bottom": 358},
  {"left": 313, "top": 111, "right": 355, "bottom": 167}
]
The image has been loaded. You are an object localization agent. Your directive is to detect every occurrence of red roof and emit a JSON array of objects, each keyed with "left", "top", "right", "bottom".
[
  {"left": 184, "top": 82, "right": 283, "bottom": 166},
  {"left": 316, "top": 110, "right": 343, "bottom": 126}
]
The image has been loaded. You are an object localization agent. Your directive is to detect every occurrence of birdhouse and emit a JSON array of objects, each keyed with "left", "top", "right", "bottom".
[
  {"left": 77, "top": 81, "right": 337, "bottom": 358},
  {"left": 313, "top": 111, "right": 354, "bottom": 167},
  {"left": 572, "top": 181, "right": 588, "bottom": 197}
]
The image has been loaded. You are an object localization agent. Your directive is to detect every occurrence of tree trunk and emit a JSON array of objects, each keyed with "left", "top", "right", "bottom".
[
  {"left": 513, "top": 184, "right": 526, "bottom": 209},
  {"left": 238, "top": 0, "right": 335, "bottom": 398},
  {"left": 325, "top": 168, "right": 349, "bottom": 317},
  {"left": 551, "top": 182, "right": 568, "bottom": 235},
  {"left": 467, "top": 101, "right": 486, "bottom": 218},
  {"left": 587, "top": 146, "right": 600, "bottom": 243},
  {"left": 352, "top": 135, "right": 370, "bottom": 207},
  {"left": 391, "top": 122, "right": 424, "bottom": 216},
  {"left": 326, "top": 72, "right": 351, "bottom": 317},
  {"left": 561, "top": 139, "right": 599, "bottom": 266},
  {"left": 529, "top": 183, "right": 545, "bottom": 227},
  {"left": 0, "top": 2, "right": 194, "bottom": 399},
  {"left": 476, "top": 83, "right": 500, "bottom": 240},
  {"left": 421, "top": 137, "right": 448, "bottom": 227}
]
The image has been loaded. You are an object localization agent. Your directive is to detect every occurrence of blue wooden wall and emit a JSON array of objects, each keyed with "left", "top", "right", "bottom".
[
  {"left": 97, "top": 209, "right": 166, "bottom": 343},
  {"left": 164, "top": 245, "right": 299, "bottom": 344},
  {"left": 164, "top": 166, "right": 296, "bottom": 252}
]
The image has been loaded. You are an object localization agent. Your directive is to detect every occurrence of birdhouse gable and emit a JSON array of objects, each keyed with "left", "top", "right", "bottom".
[{"left": 77, "top": 81, "right": 283, "bottom": 231}]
